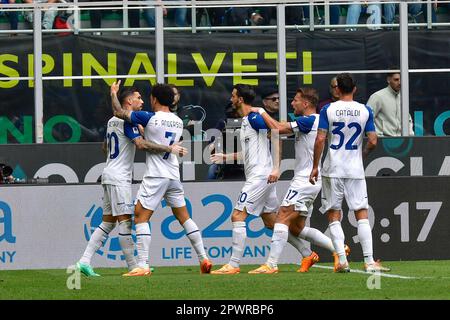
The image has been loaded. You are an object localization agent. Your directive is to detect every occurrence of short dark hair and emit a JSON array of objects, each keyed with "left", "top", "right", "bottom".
[
  {"left": 261, "top": 88, "right": 278, "bottom": 100},
  {"left": 336, "top": 73, "right": 356, "bottom": 94},
  {"left": 233, "top": 84, "right": 256, "bottom": 104},
  {"left": 151, "top": 83, "right": 175, "bottom": 107},
  {"left": 118, "top": 87, "right": 139, "bottom": 105},
  {"left": 297, "top": 87, "right": 319, "bottom": 108},
  {"left": 386, "top": 66, "right": 400, "bottom": 78}
]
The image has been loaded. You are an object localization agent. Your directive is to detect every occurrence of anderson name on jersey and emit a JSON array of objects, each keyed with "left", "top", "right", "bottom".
[
  {"left": 318, "top": 100, "right": 376, "bottom": 179},
  {"left": 101, "top": 117, "right": 141, "bottom": 186},
  {"left": 130, "top": 110, "right": 183, "bottom": 180}
]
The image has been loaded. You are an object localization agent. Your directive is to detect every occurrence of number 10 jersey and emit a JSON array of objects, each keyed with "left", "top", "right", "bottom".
[{"left": 102, "top": 116, "right": 141, "bottom": 186}]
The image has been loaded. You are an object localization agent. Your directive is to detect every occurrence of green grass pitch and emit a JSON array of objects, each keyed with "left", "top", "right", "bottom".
[{"left": 1, "top": 260, "right": 449, "bottom": 300}]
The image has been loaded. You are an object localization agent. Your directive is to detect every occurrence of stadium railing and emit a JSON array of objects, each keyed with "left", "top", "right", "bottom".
[{"left": 0, "top": 0, "right": 449, "bottom": 142}]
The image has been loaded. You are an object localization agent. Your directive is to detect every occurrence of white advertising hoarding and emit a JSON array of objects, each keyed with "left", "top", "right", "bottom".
[{"left": 0, "top": 181, "right": 305, "bottom": 270}]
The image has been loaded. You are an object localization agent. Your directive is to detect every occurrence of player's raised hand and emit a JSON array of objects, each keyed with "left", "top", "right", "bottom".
[
  {"left": 111, "top": 80, "right": 121, "bottom": 95},
  {"left": 267, "top": 168, "right": 280, "bottom": 184},
  {"left": 309, "top": 167, "right": 319, "bottom": 185},
  {"left": 170, "top": 142, "right": 188, "bottom": 157},
  {"left": 210, "top": 153, "right": 225, "bottom": 164}
]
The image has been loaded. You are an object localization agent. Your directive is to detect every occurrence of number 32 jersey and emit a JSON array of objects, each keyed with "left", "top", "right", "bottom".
[
  {"left": 319, "top": 100, "right": 375, "bottom": 179},
  {"left": 102, "top": 116, "right": 141, "bottom": 186}
]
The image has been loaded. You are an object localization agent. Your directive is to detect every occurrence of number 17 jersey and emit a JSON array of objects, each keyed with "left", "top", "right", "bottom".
[{"left": 318, "top": 100, "right": 375, "bottom": 179}]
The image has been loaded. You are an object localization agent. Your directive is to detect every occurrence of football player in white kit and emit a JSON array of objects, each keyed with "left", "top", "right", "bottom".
[
  {"left": 210, "top": 84, "right": 313, "bottom": 275},
  {"left": 110, "top": 81, "right": 213, "bottom": 277},
  {"left": 310, "top": 73, "right": 390, "bottom": 273},
  {"left": 77, "top": 86, "right": 186, "bottom": 277},
  {"left": 248, "top": 87, "right": 349, "bottom": 274}
]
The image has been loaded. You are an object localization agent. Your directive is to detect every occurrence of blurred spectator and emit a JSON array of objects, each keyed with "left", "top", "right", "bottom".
[
  {"left": 168, "top": 84, "right": 192, "bottom": 128},
  {"left": 260, "top": 88, "right": 279, "bottom": 120},
  {"left": 383, "top": 0, "right": 437, "bottom": 27},
  {"left": 144, "top": 0, "right": 186, "bottom": 28},
  {"left": 367, "top": 70, "right": 414, "bottom": 137},
  {"left": 206, "top": 6, "right": 227, "bottom": 26},
  {"left": 207, "top": 102, "right": 242, "bottom": 180},
  {"left": 1, "top": 0, "right": 18, "bottom": 33},
  {"left": 249, "top": 6, "right": 303, "bottom": 27},
  {"left": 318, "top": 76, "right": 339, "bottom": 113},
  {"left": 83, "top": 0, "right": 141, "bottom": 35},
  {"left": 0, "top": 163, "right": 14, "bottom": 184},
  {"left": 346, "top": 1, "right": 382, "bottom": 30},
  {"left": 301, "top": 3, "right": 341, "bottom": 27},
  {"left": 23, "top": 0, "right": 58, "bottom": 30}
]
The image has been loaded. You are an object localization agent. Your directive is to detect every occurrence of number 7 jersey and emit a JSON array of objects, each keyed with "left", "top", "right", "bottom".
[
  {"left": 318, "top": 100, "right": 376, "bottom": 179},
  {"left": 130, "top": 110, "right": 184, "bottom": 180}
]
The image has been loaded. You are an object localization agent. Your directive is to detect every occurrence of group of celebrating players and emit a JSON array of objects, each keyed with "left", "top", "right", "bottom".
[{"left": 76, "top": 73, "right": 390, "bottom": 278}]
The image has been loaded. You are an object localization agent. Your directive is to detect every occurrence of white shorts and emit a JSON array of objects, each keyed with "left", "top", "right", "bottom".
[
  {"left": 102, "top": 184, "right": 134, "bottom": 216},
  {"left": 280, "top": 177, "right": 322, "bottom": 217},
  {"left": 136, "top": 177, "right": 186, "bottom": 211},
  {"left": 234, "top": 179, "right": 279, "bottom": 216},
  {"left": 320, "top": 177, "right": 369, "bottom": 213}
]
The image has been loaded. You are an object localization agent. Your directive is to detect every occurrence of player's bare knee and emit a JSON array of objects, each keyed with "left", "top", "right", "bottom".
[
  {"left": 261, "top": 212, "right": 277, "bottom": 229},
  {"left": 231, "top": 209, "right": 247, "bottom": 222},
  {"left": 354, "top": 209, "right": 368, "bottom": 221},
  {"left": 327, "top": 209, "right": 341, "bottom": 223},
  {"left": 102, "top": 215, "right": 117, "bottom": 223},
  {"left": 172, "top": 206, "right": 190, "bottom": 224},
  {"left": 117, "top": 214, "right": 132, "bottom": 223},
  {"left": 276, "top": 207, "right": 294, "bottom": 225}
]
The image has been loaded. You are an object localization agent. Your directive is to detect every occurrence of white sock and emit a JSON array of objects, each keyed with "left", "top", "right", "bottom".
[
  {"left": 300, "top": 226, "right": 335, "bottom": 253},
  {"left": 118, "top": 219, "right": 137, "bottom": 270},
  {"left": 329, "top": 221, "right": 347, "bottom": 264},
  {"left": 357, "top": 219, "right": 375, "bottom": 264},
  {"left": 229, "top": 221, "right": 246, "bottom": 268},
  {"left": 183, "top": 218, "right": 207, "bottom": 262},
  {"left": 80, "top": 221, "right": 115, "bottom": 265},
  {"left": 287, "top": 232, "right": 312, "bottom": 257},
  {"left": 135, "top": 223, "right": 151, "bottom": 269},
  {"left": 267, "top": 223, "right": 289, "bottom": 268}
]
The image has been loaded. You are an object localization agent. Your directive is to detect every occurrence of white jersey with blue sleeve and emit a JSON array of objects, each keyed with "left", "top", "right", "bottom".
[
  {"left": 319, "top": 101, "right": 376, "bottom": 179},
  {"left": 130, "top": 110, "right": 183, "bottom": 180},
  {"left": 101, "top": 116, "right": 141, "bottom": 186},
  {"left": 240, "top": 112, "right": 273, "bottom": 181},
  {"left": 289, "top": 114, "right": 320, "bottom": 179}
]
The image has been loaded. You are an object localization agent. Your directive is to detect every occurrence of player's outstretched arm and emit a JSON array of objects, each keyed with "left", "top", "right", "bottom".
[
  {"left": 210, "top": 152, "right": 241, "bottom": 164},
  {"left": 110, "top": 80, "right": 132, "bottom": 122},
  {"left": 169, "top": 142, "right": 188, "bottom": 157},
  {"left": 249, "top": 107, "right": 292, "bottom": 134},
  {"left": 310, "top": 129, "right": 326, "bottom": 185},
  {"left": 134, "top": 137, "right": 187, "bottom": 156}
]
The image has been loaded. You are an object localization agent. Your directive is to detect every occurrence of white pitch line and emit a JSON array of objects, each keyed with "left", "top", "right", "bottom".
[{"left": 312, "top": 264, "right": 418, "bottom": 279}]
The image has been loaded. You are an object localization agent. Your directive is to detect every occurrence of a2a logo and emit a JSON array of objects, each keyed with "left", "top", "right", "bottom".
[{"left": 0, "top": 201, "right": 16, "bottom": 243}]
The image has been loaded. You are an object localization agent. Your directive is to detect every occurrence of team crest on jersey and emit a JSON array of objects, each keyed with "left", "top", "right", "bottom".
[{"left": 132, "top": 127, "right": 139, "bottom": 134}]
